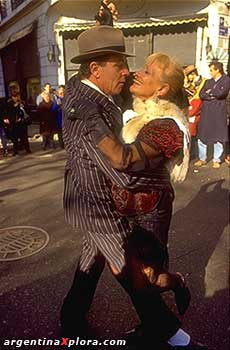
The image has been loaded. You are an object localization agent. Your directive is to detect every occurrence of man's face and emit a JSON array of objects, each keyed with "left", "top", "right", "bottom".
[
  {"left": 95, "top": 54, "right": 129, "bottom": 95},
  {"left": 209, "top": 65, "right": 220, "bottom": 79},
  {"left": 130, "top": 62, "right": 163, "bottom": 100}
]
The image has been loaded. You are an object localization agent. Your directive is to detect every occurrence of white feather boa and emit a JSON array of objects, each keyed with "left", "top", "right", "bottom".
[{"left": 122, "top": 97, "right": 190, "bottom": 183}]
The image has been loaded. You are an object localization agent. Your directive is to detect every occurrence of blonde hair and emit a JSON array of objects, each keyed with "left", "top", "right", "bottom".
[{"left": 146, "top": 53, "right": 185, "bottom": 104}]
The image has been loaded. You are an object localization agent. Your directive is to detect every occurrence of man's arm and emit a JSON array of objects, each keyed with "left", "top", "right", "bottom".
[
  {"left": 211, "top": 76, "right": 230, "bottom": 99},
  {"left": 68, "top": 98, "right": 172, "bottom": 191},
  {"left": 82, "top": 115, "right": 183, "bottom": 190},
  {"left": 199, "top": 80, "right": 214, "bottom": 101}
]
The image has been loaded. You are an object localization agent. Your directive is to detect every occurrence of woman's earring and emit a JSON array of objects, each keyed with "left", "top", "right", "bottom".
[{"left": 153, "top": 95, "right": 159, "bottom": 104}]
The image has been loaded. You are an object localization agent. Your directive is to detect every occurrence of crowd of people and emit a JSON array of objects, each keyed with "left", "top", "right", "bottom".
[
  {"left": 36, "top": 83, "right": 65, "bottom": 150},
  {"left": 0, "top": 83, "right": 65, "bottom": 157},
  {"left": 1, "top": 58, "right": 229, "bottom": 166}
]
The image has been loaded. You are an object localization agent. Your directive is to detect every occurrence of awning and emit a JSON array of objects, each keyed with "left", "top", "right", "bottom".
[
  {"left": 0, "top": 38, "right": 8, "bottom": 51},
  {"left": 116, "top": 14, "right": 208, "bottom": 29},
  {"left": 54, "top": 13, "right": 208, "bottom": 35},
  {"left": 0, "top": 21, "right": 36, "bottom": 51}
]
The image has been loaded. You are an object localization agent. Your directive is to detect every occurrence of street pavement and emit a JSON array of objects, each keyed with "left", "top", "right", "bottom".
[{"left": 0, "top": 139, "right": 229, "bottom": 350}]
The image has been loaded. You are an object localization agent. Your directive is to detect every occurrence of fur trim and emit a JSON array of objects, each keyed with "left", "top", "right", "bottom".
[
  {"left": 168, "top": 148, "right": 190, "bottom": 184},
  {"left": 122, "top": 97, "right": 188, "bottom": 142},
  {"left": 122, "top": 97, "right": 190, "bottom": 183}
]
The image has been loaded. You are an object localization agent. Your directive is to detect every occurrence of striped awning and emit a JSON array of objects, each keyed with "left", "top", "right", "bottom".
[{"left": 54, "top": 13, "right": 208, "bottom": 34}]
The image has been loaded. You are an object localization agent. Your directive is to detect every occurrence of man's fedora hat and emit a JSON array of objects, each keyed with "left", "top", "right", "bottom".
[
  {"left": 184, "top": 64, "right": 196, "bottom": 76},
  {"left": 71, "top": 25, "right": 133, "bottom": 64}
]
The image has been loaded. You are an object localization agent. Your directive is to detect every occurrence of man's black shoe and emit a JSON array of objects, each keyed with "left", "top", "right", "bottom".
[
  {"left": 123, "top": 325, "right": 170, "bottom": 349},
  {"left": 58, "top": 322, "right": 98, "bottom": 350},
  {"left": 174, "top": 273, "right": 191, "bottom": 315},
  {"left": 170, "top": 340, "right": 208, "bottom": 349},
  {"left": 59, "top": 324, "right": 90, "bottom": 339},
  {"left": 123, "top": 325, "right": 144, "bottom": 347}
]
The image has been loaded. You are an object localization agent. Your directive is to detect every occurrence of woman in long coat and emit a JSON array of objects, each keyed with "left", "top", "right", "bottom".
[{"left": 38, "top": 92, "right": 57, "bottom": 150}]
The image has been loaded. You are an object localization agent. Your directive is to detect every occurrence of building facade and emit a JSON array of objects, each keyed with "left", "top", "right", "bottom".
[{"left": 0, "top": 0, "right": 229, "bottom": 102}]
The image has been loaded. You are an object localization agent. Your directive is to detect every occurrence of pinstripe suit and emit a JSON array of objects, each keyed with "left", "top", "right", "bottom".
[
  {"left": 62, "top": 76, "right": 132, "bottom": 273},
  {"left": 61, "top": 75, "right": 180, "bottom": 341}
]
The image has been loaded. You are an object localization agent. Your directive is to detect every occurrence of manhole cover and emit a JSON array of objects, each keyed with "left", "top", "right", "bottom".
[{"left": 0, "top": 226, "right": 49, "bottom": 261}]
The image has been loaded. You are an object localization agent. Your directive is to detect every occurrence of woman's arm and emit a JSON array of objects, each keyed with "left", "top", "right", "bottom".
[
  {"left": 96, "top": 134, "right": 160, "bottom": 170},
  {"left": 69, "top": 99, "right": 161, "bottom": 170},
  {"left": 70, "top": 100, "right": 181, "bottom": 171}
]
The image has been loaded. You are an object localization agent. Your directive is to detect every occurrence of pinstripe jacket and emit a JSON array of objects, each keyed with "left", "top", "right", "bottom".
[{"left": 62, "top": 75, "right": 172, "bottom": 235}]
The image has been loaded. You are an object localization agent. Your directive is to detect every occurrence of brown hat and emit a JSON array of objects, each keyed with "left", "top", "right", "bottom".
[
  {"left": 184, "top": 64, "right": 196, "bottom": 76},
  {"left": 71, "top": 25, "right": 133, "bottom": 64}
]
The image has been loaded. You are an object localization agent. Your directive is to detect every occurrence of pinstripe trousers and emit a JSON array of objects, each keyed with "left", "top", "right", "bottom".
[{"left": 60, "top": 230, "right": 130, "bottom": 336}]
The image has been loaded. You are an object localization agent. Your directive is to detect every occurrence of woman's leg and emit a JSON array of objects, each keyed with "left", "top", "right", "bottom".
[
  {"left": 11, "top": 126, "right": 19, "bottom": 155},
  {"left": 49, "top": 132, "right": 55, "bottom": 149},
  {"left": 129, "top": 191, "right": 190, "bottom": 314},
  {"left": 0, "top": 127, "right": 8, "bottom": 155},
  {"left": 130, "top": 248, "right": 191, "bottom": 316}
]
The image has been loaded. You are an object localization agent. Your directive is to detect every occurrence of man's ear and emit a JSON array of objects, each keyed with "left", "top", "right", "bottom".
[
  {"left": 156, "top": 83, "right": 170, "bottom": 97},
  {"left": 89, "top": 61, "right": 100, "bottom": 79}
]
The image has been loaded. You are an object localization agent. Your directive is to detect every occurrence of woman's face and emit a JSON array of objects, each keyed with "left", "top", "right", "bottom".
[
  {"left": 44, "top": 84, "right": 51, "bottom": 93},
  {"left": 130, "top": 62, "right": 163, "bottom": 100}
]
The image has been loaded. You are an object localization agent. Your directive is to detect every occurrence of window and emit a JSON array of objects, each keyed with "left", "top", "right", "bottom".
[
  {"left": 125, "top": 34, "right": 153, "bottom": 72},
  {"left": 11, "top": 0, "right": 25, "bottom": 11},
  {"left": 26, "top": 78, "right": 41, "bottom": 105},
  {"left": 0, "top": 0, "right": 7, "bottom": 19}
]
